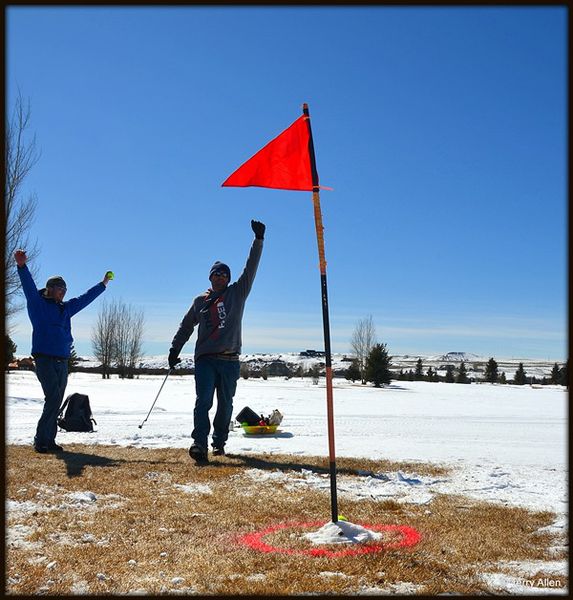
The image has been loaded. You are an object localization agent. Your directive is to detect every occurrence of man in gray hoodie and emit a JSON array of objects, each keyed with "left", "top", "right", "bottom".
[{"left": 169, "top": 220, "right": 265, "bottom": 462}]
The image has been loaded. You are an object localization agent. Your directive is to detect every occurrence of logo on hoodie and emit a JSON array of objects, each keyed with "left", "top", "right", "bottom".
[
  {"left": 216, "top": 301, "right": 226, "bottom": 329},
  {"left": 203, "top": 293, "right": 227, "bottom": 340}
]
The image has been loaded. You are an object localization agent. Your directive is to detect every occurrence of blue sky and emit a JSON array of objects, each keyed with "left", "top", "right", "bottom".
[{"left": 6, "top": 6, "right": 567, "bottom": 360}]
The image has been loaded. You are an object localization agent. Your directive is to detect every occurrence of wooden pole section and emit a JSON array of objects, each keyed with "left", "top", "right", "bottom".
[{"left": 302, "top": 103, "right": 339, "bottom": 524}]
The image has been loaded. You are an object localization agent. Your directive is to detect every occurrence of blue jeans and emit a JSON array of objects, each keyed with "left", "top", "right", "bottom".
[
  {"left": 34, "top": 356, "right": 68, "bottom": 447},
  {"left": 193, "top": 356, "right": 240, "bottom": 450}
]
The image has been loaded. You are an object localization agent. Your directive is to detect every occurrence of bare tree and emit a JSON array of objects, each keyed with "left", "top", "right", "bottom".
[
  {"left": 5, "top": 92, "right": 40, "bottom": 322},
  {"left": 112, "top": 302, "right": 129, "bottom": 379},
  {"left": 91, "top": 299, "right": 145, "bottom": 379},
  {"left": 350, "top": 315, "right": 377, "bottom": 384},
  {"left": 111, "top": 301, "right": 145, "bottom": 379},
  {"left": 91, "top": 300, "right": 117, "bottom": 379},
  {"left": 126, "top": 307, "right": 145, "bottom": 378}
]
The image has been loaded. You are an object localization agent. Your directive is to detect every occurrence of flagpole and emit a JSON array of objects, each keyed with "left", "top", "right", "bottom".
[{"left": 302, "top": 103, "right": 339, "bottom": 524}]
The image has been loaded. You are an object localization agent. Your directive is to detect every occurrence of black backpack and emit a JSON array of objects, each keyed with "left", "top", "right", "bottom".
[{"left": 57, "top": 393, "right": 97, "bottom": 432}]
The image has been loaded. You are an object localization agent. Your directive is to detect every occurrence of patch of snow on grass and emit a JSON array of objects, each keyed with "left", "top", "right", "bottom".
[
  {"left": 319, "top": 571, "right": 353, "bottom": 578},
  {"left": 67, "top": 491, "right": 97, "bottom": 503},
  {"left": 357, "top": 582, "right": 423, "bottom": 595},
  {"left": 495, "top": 560, "right": 568, "bottom": 576},
  {"left": 6, "top": 523, "right": 42, "bottom": 551},
  {"left": 304, "top": 520, "right": 383, "bottom": 545},
  {"left": 173, "top": 483, "right": 212, "bottom": 495}
]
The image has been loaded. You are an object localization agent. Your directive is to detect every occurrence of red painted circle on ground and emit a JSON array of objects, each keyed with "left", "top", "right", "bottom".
[{"left": 238, "top": 521, "right": 421, "bottom": 557}]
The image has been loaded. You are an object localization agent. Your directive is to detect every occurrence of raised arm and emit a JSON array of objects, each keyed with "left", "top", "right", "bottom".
[
  {"left": 14, "top": 249, "right": 42, "bottom": 308},
  {"left": 66, "top": 271, "right": 111, "bottom": 316},
  {"left": 235, "top": 220, "right": 264, "bottom": 298}
]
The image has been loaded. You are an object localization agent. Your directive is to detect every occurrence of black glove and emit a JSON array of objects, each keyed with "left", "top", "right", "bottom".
[
  {"left": 251, "top": 220, "right": 265, "bottom": 240},
  {"left": 168, "top": 350, "right": 181, "bottom": 369}
]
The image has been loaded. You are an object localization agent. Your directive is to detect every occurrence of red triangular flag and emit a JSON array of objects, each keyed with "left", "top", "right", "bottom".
[{"left": 222, "top": 115, "right": 315, "bottom": 191}]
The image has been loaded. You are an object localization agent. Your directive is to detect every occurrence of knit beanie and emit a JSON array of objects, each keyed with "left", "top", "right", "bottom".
[{"left": 209, "top": 261, "right": 231, "bottom": 280}]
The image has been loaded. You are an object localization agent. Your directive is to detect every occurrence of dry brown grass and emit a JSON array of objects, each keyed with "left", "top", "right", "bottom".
[{"left": 5, "top": 444, "right": 566, "bottom": 595}]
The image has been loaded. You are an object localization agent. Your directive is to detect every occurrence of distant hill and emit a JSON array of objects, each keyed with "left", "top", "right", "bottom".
[
  {"left": 432, "top": 352, "right": 483, "bottom": 362},
  {"left": 45, "top": 351, "right": 561, "bottom": 379}
]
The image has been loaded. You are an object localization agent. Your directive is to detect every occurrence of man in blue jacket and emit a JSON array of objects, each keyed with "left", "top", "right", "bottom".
[
  {"left": 14, "top": 249, "right": 113, "bottom": 453},
  {"left": 168, "top": 220, "right": 264, "bottom": 463}
]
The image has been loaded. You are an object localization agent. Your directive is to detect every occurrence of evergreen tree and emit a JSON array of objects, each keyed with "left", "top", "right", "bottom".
[
  {"left": 261, "top": 366, "right": 269, "bottom": 381},
  {"left": 484, "top": 357, "right": 499, "bottom": 384},
  {"left": 407, "top": 369, "right": 415, "bottom": 381},
  {"left": 365, "top": 343, "right": 392, "bottom": 387},
  {"left": 550, "top": 363, "right": 561, "bottom": 384},
  {"left": 426, "top": 366, "right": 436, "bottom": 382},
  {"left": 5, "top": 335, "right": 17, "bottom": 368},
  {"left": 445, "top": 365, "right": 455, "bottom": 383},
  {"left": 415, "top": 358, "right": 424, "bottom": 380},
  {"left": 345, "top": 360, "right": 361, "bottom": 383},
  {"left": 240, "top": 363, "right": 250, "bottom": 379},
  {"left": 456, "top": 361, "right": 470, "bottom": 384},
  {"left": 499, "top": 371, "right": 507, "bottom": 384},
  {"left": 309, "top": 365, "right": 320, "bottom": 385},
  {"left": 68, "top": 346, "right": 80, "bottom": 373},
  {"left": 559, "top": 360, "right": 568, "bottom": 387},
  {"left": 513, "top": 363, "right": 527, "bottom": 385}
]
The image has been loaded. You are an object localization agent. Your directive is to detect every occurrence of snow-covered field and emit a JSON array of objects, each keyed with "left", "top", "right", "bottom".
[{"left": 6, "top": 371, "right": 568, "bottom": 594}]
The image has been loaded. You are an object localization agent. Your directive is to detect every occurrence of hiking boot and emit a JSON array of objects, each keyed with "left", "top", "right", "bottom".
[
  {"left": 47, "top": 443, "right": 64, "bottom": 453},
  {"left": 34, "top": 445, "right": 49, "bottom": 454},
  {"left": 212, "top": 446, "right": 225, "bottom": 456},
  {"left": 189, "top": 443, "right": 208, "bottom": 463}
]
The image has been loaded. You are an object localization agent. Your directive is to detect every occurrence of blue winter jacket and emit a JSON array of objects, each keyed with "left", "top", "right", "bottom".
[{"left": 17, "top": 264, "right": 106, "bottom": 358}]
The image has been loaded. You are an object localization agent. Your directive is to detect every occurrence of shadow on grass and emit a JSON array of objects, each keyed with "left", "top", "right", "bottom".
[
  {"left": 223, "top": 453, "right": 361, "bottom": 477},
  {"left": 55, "top": 450, "right": 124, "bottom": 478},
  {"left": 55, "top": 449, "right": 338, "bottom": 478},
  {"left": 55, "top": 449, "right": 173, "bottom": 478}
]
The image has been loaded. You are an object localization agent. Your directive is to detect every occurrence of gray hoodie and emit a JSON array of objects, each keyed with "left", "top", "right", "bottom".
[{"left": 170, "top": 238, "right": 263, "bottom": 359}]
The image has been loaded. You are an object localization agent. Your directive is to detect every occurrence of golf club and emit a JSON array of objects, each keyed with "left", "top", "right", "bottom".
[{"left": 138, "top": 368, "right": 173, "bottom": 429}]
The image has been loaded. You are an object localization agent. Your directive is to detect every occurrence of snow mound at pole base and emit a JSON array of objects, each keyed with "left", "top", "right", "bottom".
[{"left": 303, "top": 521, "right": 383, "bottom": 545}]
